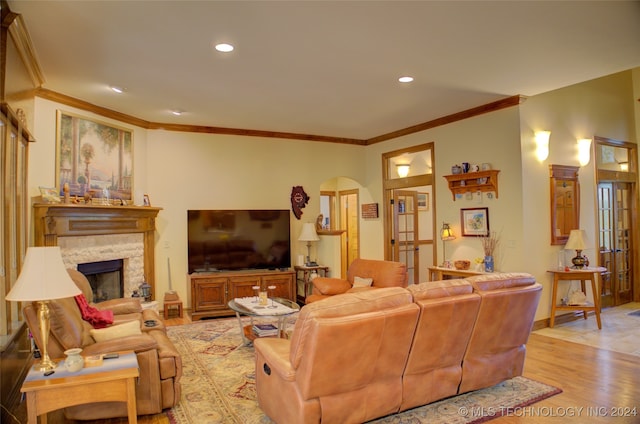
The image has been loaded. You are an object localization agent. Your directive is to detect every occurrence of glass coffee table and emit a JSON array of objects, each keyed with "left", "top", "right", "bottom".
[{"left": 228, "top": 297, "right": 300, "bottom": 345}]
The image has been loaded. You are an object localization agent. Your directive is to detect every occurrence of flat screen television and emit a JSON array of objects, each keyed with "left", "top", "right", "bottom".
[{"left": 187, "top": 209, "right": 291, "bottom": 273}]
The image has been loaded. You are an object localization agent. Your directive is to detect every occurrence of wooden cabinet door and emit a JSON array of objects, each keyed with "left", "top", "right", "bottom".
[
  {"left": 262, "top": 273, "right": 294, "bottom": 301},
  {"left": 191, "top": 276, "right": 228, "bottom": 311},
  {"left": 227, "top": 275, "right": 262, "bottom": 299}
]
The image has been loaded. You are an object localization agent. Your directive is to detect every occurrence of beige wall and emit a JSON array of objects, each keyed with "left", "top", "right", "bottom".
[
  {"left": 29, "top": 98, "right": 366, "bottom": 303},
  {"left": 520, "top": 70, "right": 637, "bottom": 320},
  {"left": 28, "top": 69, "right": 638, "bottom": 321}
]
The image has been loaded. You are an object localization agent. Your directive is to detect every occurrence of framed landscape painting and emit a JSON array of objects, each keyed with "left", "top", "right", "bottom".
[
  {"left": 460, "top": 207, "right": 490, "bottom": 237},
  {"left": 56, "top": 111, "right": 133, "bottom": 201}
]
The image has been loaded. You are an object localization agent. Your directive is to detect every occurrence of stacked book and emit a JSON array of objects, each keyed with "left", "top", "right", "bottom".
[{"left": 252, "top": 323, "right": 279, "bottom": 337}]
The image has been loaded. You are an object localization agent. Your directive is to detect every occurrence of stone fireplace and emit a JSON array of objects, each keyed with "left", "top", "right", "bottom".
[{"left": 33, "top": 204, "right": 161, "bottom": 299}]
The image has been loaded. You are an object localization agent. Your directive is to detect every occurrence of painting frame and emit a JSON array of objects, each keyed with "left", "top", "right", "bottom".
[
  {"left": 417, "top": 192, "right": 429, "bottom": 211},
  {"left": 56, "top": 110, "right": 134, "bottom": 201},
  {"left": 460, "top": 207, "right": 490, "bottom": 237}
]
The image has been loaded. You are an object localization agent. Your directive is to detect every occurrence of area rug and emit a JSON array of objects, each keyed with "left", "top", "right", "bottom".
[{"left": 166, "top": 318, "right": 561, "bottom": 424}]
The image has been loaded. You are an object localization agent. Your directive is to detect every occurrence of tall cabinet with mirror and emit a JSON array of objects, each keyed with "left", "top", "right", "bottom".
[{"left": 1, "top": 3, "right": 39, "bottom": 419}]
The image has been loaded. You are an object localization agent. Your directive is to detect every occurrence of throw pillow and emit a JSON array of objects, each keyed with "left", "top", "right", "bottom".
[
  {"left": 353, "top": 276, "right": 373, "bottom": 288},
  {"left": 90, "top": 319, "right": 141, "bottom": 342}
]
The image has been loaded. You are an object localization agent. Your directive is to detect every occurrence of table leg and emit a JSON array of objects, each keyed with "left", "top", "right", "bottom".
[
  {"left": 26, "top": 392, "right": 39, "bottom": 424},
  {"left": 550, "top": 275, "right": 559, "bottom": 328},
  {"left": 235, "top": 312, "right": 250, "bottom": 345},
  {"left": 590, "top": 277, "right": 602, "bottom": 329},
  {"left": 126, "top": 377, "right": 137, "bottom": 424},
  {"left": 580, "top": 280, "right": 588, "bottom": 320}
]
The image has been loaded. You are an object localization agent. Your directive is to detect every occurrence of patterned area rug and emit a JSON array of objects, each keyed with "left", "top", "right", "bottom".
[{"left": 166, "top": 318, "right": 561, "bottom": 424}]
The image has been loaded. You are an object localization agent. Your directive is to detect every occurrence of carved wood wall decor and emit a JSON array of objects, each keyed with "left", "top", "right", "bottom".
[{"left": 290, "top": 186, "right": 310, "bottom": 219}]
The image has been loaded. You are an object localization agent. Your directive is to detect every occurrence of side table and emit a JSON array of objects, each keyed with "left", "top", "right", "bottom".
[
  {"left": 547, "top": 267, "right": 606, "bottom": 329},
  {"left": 294, "top": 265, "right": 329, "bottom": 304},
  {"left": 20, "top": 350, "right": 139, "bottom": 424}
]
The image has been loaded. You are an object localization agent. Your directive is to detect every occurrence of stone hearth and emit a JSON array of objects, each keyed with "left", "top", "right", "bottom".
[{"left": 59, "top": 233, "right": 144, "bottom": 298}]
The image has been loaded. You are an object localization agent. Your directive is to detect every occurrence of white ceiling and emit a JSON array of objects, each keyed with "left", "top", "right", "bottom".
[{"left": 8, "top": 1, "right": 640, "bottom": 141}]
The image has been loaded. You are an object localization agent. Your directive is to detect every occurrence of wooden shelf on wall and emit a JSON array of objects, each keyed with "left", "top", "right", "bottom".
[{"left": 443, "top": 170, "right": 500, "bottom": 201}]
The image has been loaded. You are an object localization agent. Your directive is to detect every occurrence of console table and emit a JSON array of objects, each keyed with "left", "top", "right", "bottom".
[
  {"left": 427, "top": 266, "right": 486, "bottom": 282},
  {"left": 21, "top": 351, "right": 139, "bottom": 424},
  {"left": 547, "top": 267, "right": 606, "bottom": 329}
]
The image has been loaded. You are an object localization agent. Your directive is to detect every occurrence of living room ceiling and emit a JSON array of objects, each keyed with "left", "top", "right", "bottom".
[{"left": 7, "top": 1, "right": 640, "bottom": 142}]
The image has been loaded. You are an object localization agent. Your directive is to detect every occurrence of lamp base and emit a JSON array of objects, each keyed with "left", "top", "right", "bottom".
[
  {"left": 571, "top": 250, "right": 587, "bottom": 269},
  {"left": 33, "top": 357, "right": 57, "bottom": 372}
]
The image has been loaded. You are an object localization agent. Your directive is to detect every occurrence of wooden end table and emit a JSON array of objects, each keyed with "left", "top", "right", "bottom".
[
  {"left": 547, "top": 267, "right": 606, "bottom": 329},
  {"left": 294, "top": 265, "right": 329, "bottom": 304},
  {"left": 20, "top": 351, "right": 139, "bottom": 424}
]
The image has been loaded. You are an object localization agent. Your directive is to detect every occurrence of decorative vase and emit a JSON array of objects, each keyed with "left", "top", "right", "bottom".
[
  {"left": 484, "top": 255, "right": 494, "bottom": 273},
  {"left": 63, "top": 348, "right": 85, "bottom": 372}
]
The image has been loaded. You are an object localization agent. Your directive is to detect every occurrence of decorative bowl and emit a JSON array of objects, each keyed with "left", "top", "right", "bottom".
[{"left": 454, "top": 260, "right": 471, "bottom": 270}]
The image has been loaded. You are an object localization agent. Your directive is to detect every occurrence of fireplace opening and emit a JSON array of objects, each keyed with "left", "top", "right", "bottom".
[{"left": 77, "top": 259, "right": 124, "bottom": 302}]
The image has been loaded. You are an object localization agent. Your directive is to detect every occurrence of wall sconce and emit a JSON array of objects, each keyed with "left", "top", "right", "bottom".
[
  {"left": 577, "top": 138, "right": 592, "bottom": 166},
  {"left": 534, "top": 131, "right": 550, "bottom": 162},
  {"left": 396, "top": 164, "right": 410, "bottom": 178}
]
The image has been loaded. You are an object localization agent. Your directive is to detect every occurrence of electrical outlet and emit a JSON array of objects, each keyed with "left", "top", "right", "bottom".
[{"left": 163, "top": 241, "right": 170, "bottom": 249}]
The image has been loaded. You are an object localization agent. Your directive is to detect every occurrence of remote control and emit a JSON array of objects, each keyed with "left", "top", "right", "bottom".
[
  {"left": 44, "top": 370, "right": 55, "bottom": 376},
  {"left": 103, "top": 353, "right": 119, "bottom": 359}
]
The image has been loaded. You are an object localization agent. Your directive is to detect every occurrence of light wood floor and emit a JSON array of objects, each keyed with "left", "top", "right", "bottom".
[{"left": 7, "top": 313, "right": 640, "bottom": 424}]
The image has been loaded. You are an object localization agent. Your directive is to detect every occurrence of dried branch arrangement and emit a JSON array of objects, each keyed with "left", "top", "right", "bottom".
[{"left": 481, "top": 231, "right": 500, "bottom": 257}]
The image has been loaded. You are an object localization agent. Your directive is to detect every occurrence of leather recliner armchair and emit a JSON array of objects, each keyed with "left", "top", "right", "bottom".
[
  {"left": 22, "top": 269, "right": 182, "bottom": 420},
  {"left": 306, "top": 258, "right": 408, "bottom": 303}
]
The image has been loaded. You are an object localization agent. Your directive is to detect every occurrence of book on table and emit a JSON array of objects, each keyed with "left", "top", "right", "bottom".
[{"left": 253, "top": 323, "right": 278, "bottom": 337}]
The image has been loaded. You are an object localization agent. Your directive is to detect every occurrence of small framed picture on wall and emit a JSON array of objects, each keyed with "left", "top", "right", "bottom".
[
  {"left": 460, "top": 207, "right": 489, "bottom": 237},
  {"left": 143, "top": 194, "right": 151, "bottom": 207}
]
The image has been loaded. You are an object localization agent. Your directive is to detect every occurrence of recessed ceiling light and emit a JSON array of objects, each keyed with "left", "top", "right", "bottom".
[
  {"left": 110, "top": 86, "right": 125, "bottom": 93},
  {"left": 215, "top": 43, "right": 234, "bottom": 53},
  {"left": 398, "top": 76, "right": 414, "bottom": 83},
  {"left": 171, "top": 110, "right": 183, "bottom": 116}
]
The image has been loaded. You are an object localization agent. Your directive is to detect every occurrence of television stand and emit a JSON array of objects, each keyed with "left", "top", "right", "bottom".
[{"left": 190, "top": 269, "right": 295, "bottom": 320}]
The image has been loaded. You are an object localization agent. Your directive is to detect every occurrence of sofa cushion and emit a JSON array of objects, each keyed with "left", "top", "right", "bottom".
[
  {"left": 407, "top": 279, "right": 473, "bottom": 301},
  {"left": 90, "top": 319, "right": 142, "bottom": 342},
  {"left": 465, "top": 272, "right": 536, "bottom": 291}
]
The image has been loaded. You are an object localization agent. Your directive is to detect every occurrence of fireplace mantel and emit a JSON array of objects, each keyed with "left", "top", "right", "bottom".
[{"left": 33, "top": 204, "right": 162, "bottom": 299}]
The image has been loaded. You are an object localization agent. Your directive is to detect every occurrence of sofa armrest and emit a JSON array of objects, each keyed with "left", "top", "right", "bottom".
[
  {"left": 82, "top": 333, "right": 159, "bottom": 356},
  {"left": 312, "top": 277, "right": 351, "bottom": 296},
  {"left": 254, "top": 338, "right": 296, "bottom": 382},
  {"left": 95, "top": 297, "right": 143, "bottom": 315}
]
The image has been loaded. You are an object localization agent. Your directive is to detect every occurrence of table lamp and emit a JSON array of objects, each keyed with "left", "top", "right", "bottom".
[
  {"left": 565, "top": 229, "right": 587, "bottom": 269},
  {"left": 6, "top": 246, "right": 81, "bottom": 371},
  {"left": 298, "top": 223, "right": 319, "bottom": 266},
  {"left": 440, "top": 222, "right": 456, "bottom": 267}
]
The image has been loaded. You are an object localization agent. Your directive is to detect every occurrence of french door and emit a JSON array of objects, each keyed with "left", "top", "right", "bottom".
[
  {"left": 597, "top": 182, "right": 633, "bottom": 306},
  {"left": 392, "top": 190, "right": 419, "bottom": 285}
]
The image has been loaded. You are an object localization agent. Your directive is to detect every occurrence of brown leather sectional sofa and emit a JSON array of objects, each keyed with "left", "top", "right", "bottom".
[
  {"left": 254, "top": 272, "right": 541, "bottom": 424},
  {"left": 22, "top": 269, "right": 182, "bottom": 420}
]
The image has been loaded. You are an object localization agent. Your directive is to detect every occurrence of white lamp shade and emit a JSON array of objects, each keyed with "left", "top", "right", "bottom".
[
  {"left": 6, "top": 246, "right": 81, "bottom": 301},
  {"left": 564, "top": 230, "right": 587, "bottom": 251},
  {"left": 298, "top": 223, "right": 319, "bottom": 242}
]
